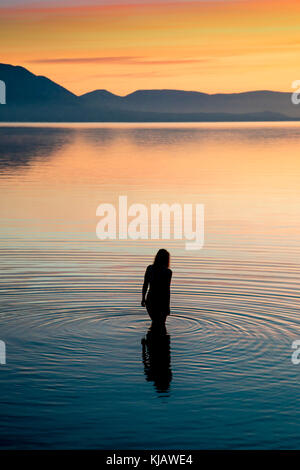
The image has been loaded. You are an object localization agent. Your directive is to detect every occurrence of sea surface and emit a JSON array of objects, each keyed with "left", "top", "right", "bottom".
[{"left": 0, "top": 122, "right": 300, "bottom": 449}]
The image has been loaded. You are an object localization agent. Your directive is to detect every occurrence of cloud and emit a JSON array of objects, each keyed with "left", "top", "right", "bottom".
[
  {"left": 135, "top": 59, "right": 207, "bottom": 65},
  {"left": 29, "top": 56, "right": 207, "bottom": 65},
  {"left": 30, "top": 56, "right": 142, "bottom": 64},
  {"left": 1, "top": 0, "right": 233, "bottom": 8}
]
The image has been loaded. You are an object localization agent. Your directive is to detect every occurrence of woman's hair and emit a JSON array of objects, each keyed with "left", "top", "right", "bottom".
[{"left": 154, "top": 249, "right": 170, "bottom": 268}]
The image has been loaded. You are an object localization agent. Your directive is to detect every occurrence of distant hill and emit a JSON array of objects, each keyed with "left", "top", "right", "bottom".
[
  {"left": 123, "top": 89, "right": 299, "bottom": 117},
  {"left": 80, "top": 88, "right": 300, "bottom": 117},
  {"left": 0, "top": 63, "right": 77, "bottom": 105},
  {"left": 0, "top": 63, "right": 299, "bottom": 122},
  {"left": 0, "top": 63, "right": 81, "bottom": 121},
  {"left": 79, "top": 89, "right": 123, "bottom": 108}
]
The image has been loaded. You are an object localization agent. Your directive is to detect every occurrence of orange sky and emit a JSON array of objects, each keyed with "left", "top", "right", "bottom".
[{"left": 1, "top": 0, "right": 300, "bottom": 95}]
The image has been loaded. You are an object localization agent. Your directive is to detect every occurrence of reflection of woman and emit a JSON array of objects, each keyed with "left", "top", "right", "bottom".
[
  {"left": 142, "top": 323, "right": 172, "bottom": 394},
  {"left": 141, "top": 249, "right": 172, "bottom": 323}
]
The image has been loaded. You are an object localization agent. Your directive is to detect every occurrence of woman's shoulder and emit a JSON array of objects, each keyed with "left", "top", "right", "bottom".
[
  {"left": 162, "top": 266, "right": 172, "bottom": 276},
  {"left": 147, "top": 264, "right": 172, "bottom": 274}
]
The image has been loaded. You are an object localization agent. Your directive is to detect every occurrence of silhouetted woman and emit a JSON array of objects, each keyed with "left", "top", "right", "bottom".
[{"left": 141, "top": 249, "right": 172, "bottom": 324}]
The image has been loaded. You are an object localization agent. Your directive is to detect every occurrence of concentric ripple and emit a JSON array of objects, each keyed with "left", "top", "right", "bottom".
[{"left": 1, "top": 248, "right": 299, "bottom": 373}]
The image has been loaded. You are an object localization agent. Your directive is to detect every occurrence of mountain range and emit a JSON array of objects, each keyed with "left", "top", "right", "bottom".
[{"left": 0, "top": 63, "right": 299, "bottom": 122}]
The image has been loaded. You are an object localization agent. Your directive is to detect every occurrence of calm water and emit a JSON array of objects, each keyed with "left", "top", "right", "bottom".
[{"left": 0, "top": 122, "right": 300, "bottom": 449}]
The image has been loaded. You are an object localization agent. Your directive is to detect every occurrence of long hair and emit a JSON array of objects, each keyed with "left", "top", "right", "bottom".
[{"left": 154, "top": 249, "right": 170, "bottom": 268}]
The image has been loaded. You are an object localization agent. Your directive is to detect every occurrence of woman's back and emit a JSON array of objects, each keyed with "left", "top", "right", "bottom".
[
  {"left": 146, "top": 264, "right": 172, "bottom": 295},
  {"left": 142, "top": 262, "right": 172, "bottom": 320},
  {"left": 142, "top": 249, "right": 172, "bottom": 322}
]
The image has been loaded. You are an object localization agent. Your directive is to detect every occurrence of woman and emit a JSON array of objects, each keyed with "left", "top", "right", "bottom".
[{"left": 141, "top": 249, "right": 172, "bottom": 323}]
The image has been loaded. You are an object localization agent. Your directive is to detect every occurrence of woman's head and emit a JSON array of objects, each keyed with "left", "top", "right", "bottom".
[{"left": 154, "top": 249, "right": 170, "bottom": 268}]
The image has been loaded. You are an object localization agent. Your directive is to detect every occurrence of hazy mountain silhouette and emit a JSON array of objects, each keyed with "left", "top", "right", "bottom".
[
  {"left": 79, "top": 89, "right": 123, "bottom": 108},
  {"left": 0, "top": 63, "right": 77, "bottom": 105},
  {"left": 0, "top": 63, "right": 299, "bottom": 122},
  {"left": 120, "top": 89, "right": 299, "bottom": 117}
]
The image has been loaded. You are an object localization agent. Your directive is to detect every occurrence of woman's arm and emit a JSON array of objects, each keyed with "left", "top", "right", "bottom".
[
  {"left": 166, "top": 269, "right": 172, "bottom": 315},
  {"left": 141, "top": 266, "right": 151, "bottom": 307}
]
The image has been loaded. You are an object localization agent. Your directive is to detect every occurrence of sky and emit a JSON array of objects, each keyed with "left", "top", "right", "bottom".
[{"left": 1, "top": 0, "right": 299, "bottom": 96}]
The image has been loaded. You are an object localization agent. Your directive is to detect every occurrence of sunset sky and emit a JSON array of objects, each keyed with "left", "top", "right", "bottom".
[{"left": 1, "top": 0, "right": 299, "bottom": 95}]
